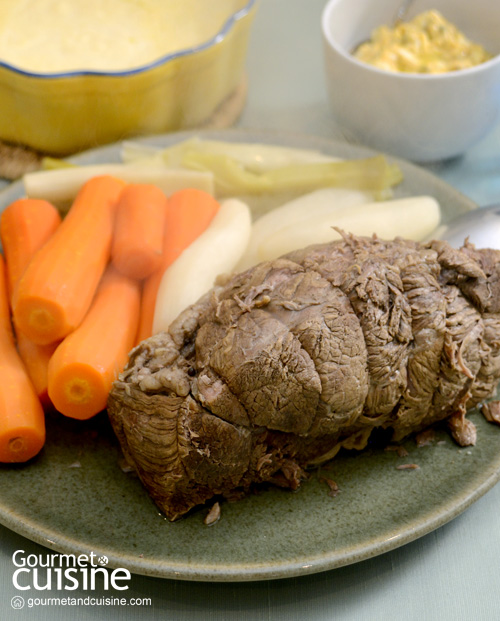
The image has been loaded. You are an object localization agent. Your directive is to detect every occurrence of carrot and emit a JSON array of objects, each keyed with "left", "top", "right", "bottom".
[
  {"left": 0, "top": 255, "right": 45, "bottom": 463},
  {"left": 111, "top": 183, "right": 168, "bottom": 280},
  {"left": 16, "top": 332, "right": 57, "bottom": 409},
  {"left": 0, "top": 198, "right": 61, "bottom": 408},
  {"left": 136, "top": 188, "right": 220, "bottom": 342},
  {"left": 0, "top": 255, "right": 13, "bottom": 340},
  {"left": 0, "top": 198, "right": 61, "bottom": 303},
  {"left": 0, "top": 198, "right": 61, "bottom": 407},
  {"left": 12, "top": 175, "right": 126, "bottom": 345},
  {"left": 47, "top": 264, "right": 141, "bottom": 420}
]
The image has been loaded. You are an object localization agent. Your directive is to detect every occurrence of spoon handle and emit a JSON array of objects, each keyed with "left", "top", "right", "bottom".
[
  {"left": 393, "top": 0, "right": 415, "bottom": 26},
  {"left": 434, "top": 204, "right": 500, "bottom": 250}
]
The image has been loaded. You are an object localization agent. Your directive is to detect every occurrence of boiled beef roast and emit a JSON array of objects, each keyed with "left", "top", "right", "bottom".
[{"left": 108, "top": 234, "right": 500, "bottom": 520}]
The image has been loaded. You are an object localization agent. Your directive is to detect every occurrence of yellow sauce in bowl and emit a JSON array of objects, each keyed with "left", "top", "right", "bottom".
[
  {"left": 354, "top": 10, "right": 491, "bottom": 74},
  {"left": 0, "top": 0, "right": 244, "bottom": 73}
]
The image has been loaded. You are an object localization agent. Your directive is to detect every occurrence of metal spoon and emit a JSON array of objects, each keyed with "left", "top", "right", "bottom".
[
  {"left": 393, "top": 0, "right": 415, "bottom": 26},
  {"left": 433, "top": 204, "right": 500, "bottom": 249},
  {"left": 353, "top": 0, "right": 415, "bottom": 53}
]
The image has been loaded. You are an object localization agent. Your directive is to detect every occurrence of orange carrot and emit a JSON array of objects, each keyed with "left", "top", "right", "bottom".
[
  {"left": 47, "top": 264, "right": 141, "bottom": 420},
  {"left": 137, "top": 188, "right": 220, "bottom": 342},
  {"left": 1, "top": 198, "right": 61, "bottom": 408},
  {"left": 111, "top": 183, "right": 168, "bottom": 280},
  {"left": 0, "top": 255, "right": 13, "bottom": 340},
  {"left": 16, "top": 332, "right": 57, "bottom": 409},
  {"left": 0, "top": 198, "right": 61, "bottom": 303},
  {"left": 12, "top": 175, "right": 126, "bottom": 345},
  {"left": 0, "top": 255, "right": 45, "bottom": 463}
]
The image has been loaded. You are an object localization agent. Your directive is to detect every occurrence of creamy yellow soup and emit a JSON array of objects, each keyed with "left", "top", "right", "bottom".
[
  {"left": 354, "top": 10, "right": 491, "bottom": 74},
  {"left": 0, "top": 0, "right": 244, "bottom": 73}
]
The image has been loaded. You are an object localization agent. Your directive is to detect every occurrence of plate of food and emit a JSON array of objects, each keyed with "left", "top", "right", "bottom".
[{"left": 1, "top": 128, "right": 499, "bottom": 583}]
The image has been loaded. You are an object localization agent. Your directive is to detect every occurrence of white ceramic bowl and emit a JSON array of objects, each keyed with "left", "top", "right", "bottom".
[{"left": 321, "top": 0, "right": 500, "bottom": 162}]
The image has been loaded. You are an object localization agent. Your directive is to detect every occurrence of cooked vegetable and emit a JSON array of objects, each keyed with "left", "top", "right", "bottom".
[
  {"left": 13, "top": 175, "right": 126, "bottom": 345},
  {"left": 152, "top": 198, "right": 252, "bottom": 334},
  {"left": 16, "top": 332, "right": 57, "bottom": 409},
  {"left": 0, "top": 255, "right": 45, "bottom": 463},
  {"left": 137, "top": 188, "right": 220, "bottom": 342},
  {"left": 41, "top": 156, "right": 74, "bottom": 170},
  {"left": 1, "top": 198, "right": 61, "bottom": 408},
  {"left": 120, "top": 137, "right": 402, "bottom": 198},
  {"left": 121, "top": 137, "right": 340, "bottom": 172},
  {"left": 23, "top": 164, "right": 214, "bottom": 207},
  {"left": 108, "top": 235, "right": 500, "bottom": 520},
  {"left": 181, "top": 151, "right": 402, "bottom": 197},
  {"left": 47, "top": 265, "right": 141, "bottom": 420},
  {"left": 237, "top": 187, "right": 376, "bottom": 270},
  {"left": 0, "top": 198, "right": 61, "bottom": 408},
  {"left": 0, "top": 198, "right": 61, "bottom": 302},
  {"left": 253, "top": 195, "right": 441, "bottom": 264},
  {"left": 111, "top": 183, "right": 168, "bottom": 280}
]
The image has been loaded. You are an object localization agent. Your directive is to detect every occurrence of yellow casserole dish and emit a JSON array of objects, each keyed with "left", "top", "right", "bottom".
[{"left": 0, "top": 0, "right": 258, "bottom": 155}]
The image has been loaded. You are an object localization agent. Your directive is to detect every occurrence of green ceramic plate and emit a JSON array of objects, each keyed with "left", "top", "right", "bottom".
[{"left": 1, "top": 129, "right": 498, "bottom": 583}]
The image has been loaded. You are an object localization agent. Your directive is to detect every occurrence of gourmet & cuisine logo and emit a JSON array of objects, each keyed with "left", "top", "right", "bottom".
[{"left": 12, "top": 550, "right": 131, "bottom": 592}]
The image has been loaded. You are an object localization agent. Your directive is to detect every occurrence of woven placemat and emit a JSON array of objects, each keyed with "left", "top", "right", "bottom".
[{"left": 0, "top": 74, "right": 248, "bottom": 182}]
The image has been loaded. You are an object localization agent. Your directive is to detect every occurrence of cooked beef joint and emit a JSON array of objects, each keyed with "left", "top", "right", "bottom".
[{"left": 107, "top": 234, "right": 500, "bottom": 520}]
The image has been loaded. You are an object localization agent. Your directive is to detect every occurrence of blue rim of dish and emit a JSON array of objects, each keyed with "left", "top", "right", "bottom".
[{"left": 0, "top": 0, "right": 258, "bottom": 80}]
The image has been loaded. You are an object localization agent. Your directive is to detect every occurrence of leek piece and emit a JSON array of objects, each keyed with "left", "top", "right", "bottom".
[
  {"left": 161, "top": 138, "right": 338, "bottom": 172},
  {"left": 181, "top": 151, "right": 402, "bottom": 196},
  {"left": 23, "top": 164, "right": 214, "bottom": 205},
  {"left": 122, "top": 138, "right": 339, "bottom": 172},
  {"left": 41, "top": 156, "right": 75, "bottom": 170}
]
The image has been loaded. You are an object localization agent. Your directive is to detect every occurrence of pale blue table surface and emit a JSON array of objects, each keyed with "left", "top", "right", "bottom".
[{"left": 1, "top": 1, "right": 500, "bottom": 619}]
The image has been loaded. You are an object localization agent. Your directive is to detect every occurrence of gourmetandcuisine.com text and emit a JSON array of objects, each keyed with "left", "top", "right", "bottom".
[{"left": 24, "top": 596, "right": 151, "bottom": 608}]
